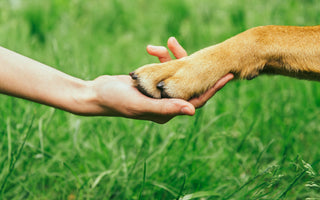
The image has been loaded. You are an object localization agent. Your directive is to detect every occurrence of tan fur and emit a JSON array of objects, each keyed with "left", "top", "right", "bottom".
[{"left": 132, "top": 25, "right": 320, "bottom": 100}]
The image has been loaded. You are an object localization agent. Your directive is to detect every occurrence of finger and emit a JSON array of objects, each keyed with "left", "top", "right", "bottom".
[
  {"left": 133, "top": 98, "right": 195, "bottom": 124},
  {"left": 189, "top": 73, "right": 234, "bottom": 108},
  {"left": 167, "top": 37, "right": 188, "bottom": 59},
  {"left": 139, "top": 98, "right": 195, "bottom": 118},
  {"left": 215, "top": 73, "right": 234, "bottom": 88},
  {"left": 146, "top": 45, "right": 172, "bottom": 63}
]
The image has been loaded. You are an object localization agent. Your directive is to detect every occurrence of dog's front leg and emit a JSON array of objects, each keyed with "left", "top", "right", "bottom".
[{"left": 131, "top": 25, "right": 320, "bottom": 100}]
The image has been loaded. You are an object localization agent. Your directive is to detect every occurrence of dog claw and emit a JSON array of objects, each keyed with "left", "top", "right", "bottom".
[
  {"left": 157, "top": 81, "right": 165, "bottom": 90},
  {"left": 247, "top": 74, "right": 257, "bottom": 80},
  {"left": 129, "top": 71, "right": 138, "bottom": 79}
]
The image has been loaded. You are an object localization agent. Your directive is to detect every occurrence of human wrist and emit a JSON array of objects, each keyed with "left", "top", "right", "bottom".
[{"left": 66, "top": 78, "right": 102, "bottom": 116}]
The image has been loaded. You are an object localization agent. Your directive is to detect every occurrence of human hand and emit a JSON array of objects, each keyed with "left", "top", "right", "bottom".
[
  {"left": 83, "top": 37, "right": 233, "bottom": 124},
  {"left": 86, "top": 75, "right": 195, "bottom": 123}
]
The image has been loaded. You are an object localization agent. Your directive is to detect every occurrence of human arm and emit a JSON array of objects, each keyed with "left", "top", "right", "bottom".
[{"left": 0, "top": 38, "right": 233, "bottom": 124}]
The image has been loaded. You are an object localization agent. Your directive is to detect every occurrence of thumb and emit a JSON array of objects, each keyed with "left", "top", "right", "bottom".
[{"left": 146, "top": 98, "right": 196, "bottom": 116}]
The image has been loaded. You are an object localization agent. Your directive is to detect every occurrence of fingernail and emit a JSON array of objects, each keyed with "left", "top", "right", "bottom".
[
  {"left": 169, "top": 37, "right": 177, "bottom": 43},
  {"left": 181, "top": 106, "right": 193, "bottom": 115},
  {"left": 147, "top": 45, "right": 156, "bottom": 50}
]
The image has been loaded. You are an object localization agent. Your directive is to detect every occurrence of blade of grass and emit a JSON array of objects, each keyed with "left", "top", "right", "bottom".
[
  {"left": 179, "top": 191, "right": 221, "bottom": 200},
  {"left": 38, "top": 118, "right": 44, "bottom": 158},
  {"left": 91, "top": 170, "right": 113, "bottom": 189},
  {"left": 277, "top": 170, "right": 306, "bottom": 199},
  {"left": 149, "top": 181, "right": 178, "bottom": 197},
  {"left": 255, "top": 140, "right": 274, "bottom": 169},
  {"left": 6, "top": 118, "right": 12, "bottom": 170},
  {"left": 62, "top": 162, "right": 83, "bottom": 189},
  {"left": 176, "top": 174, "right": 186, "bottom": 200},
  {"left": 223, "top": 165, "right": 276, "bottom": 200},
  {"left": 128, "top": 124, "right": 153, "bottom": 177},
  {"left": 0, "top": 115, "right": 34, "bottom": 195},
  {"left": 138, "top": 161, "right": 147, "bottom": 200},
  {"left": 237, "top": 119, "right": 257, "bottom": 152}
]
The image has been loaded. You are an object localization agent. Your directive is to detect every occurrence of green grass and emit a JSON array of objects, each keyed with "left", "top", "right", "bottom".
[{"left": 1, "top": 0, "right": 320, "bottom": 199}]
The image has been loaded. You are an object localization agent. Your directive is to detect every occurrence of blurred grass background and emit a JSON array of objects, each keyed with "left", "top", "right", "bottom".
[{"left": 1, "top": 0, "right": 320, "bottom": 199}]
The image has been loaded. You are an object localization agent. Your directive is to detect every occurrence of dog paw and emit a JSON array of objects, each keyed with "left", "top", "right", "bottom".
[
  {"left": 130, "top": 59, "right": 185, "bottom": 99},
  {"left": 130, "top": 55, "right": 227, "bottom": 100}
]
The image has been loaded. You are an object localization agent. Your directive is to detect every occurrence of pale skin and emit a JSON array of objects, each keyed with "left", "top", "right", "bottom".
[{"left": 0, "top": 37, "right": 233, "bottom": 124}]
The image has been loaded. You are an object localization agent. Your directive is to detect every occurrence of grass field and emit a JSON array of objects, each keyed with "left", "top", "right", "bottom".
[{"left": 1, "top": 0, "right": 320, "bottom": 199}]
